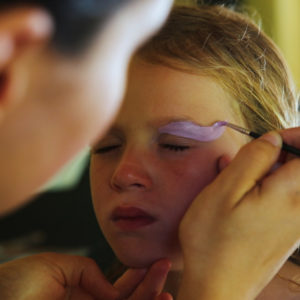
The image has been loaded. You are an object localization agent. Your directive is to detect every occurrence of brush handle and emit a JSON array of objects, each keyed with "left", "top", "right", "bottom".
[
  {"left": 249, "top": 132, "right": 261, "bottom": 139},
  {"left": 249, "top": 131, "right": 300, "bottom": 157},
  {"left": 281, "top": 142, "right": 300, "bottom": 156}
]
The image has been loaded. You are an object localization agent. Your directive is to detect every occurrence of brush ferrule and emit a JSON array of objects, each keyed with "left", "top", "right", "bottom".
[{"left": 225, "top": 122, "right": 250, "bottom": 135}]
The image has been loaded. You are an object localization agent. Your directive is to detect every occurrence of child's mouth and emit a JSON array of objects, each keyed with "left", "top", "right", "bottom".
[{"left": 111, "top": 206, "right": 156, "bottom": 230}]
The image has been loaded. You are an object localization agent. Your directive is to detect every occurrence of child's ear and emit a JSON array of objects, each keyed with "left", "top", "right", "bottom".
[{"left": 0, "top": 6, "right": 53, "bottom": 121}]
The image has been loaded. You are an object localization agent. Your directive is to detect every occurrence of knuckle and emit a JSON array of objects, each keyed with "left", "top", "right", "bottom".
[{"left": 240, "top": 140, "right": 275, "bottom": 165}]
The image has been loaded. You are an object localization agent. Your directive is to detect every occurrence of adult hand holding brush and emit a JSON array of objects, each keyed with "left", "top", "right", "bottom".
[{"left": 178, "top": 128, "right": 300, "bottom": 300}]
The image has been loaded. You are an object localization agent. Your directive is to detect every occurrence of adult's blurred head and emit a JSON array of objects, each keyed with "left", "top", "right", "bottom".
[{"left": 0, "top": 0, "right": 173, "bottom": 214}]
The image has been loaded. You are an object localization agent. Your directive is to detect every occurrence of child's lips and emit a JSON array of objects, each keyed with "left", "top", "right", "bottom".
[{"left": 111, "top": 206, "right": 156, "bottom": 230}]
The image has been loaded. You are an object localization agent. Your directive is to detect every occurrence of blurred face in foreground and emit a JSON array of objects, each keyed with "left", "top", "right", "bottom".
[
  {"left": 0, "top": 0, "right": 173, "bottom": 214},
  {"left": 90, "top": 58, "right": 247, "bottom": 270}
]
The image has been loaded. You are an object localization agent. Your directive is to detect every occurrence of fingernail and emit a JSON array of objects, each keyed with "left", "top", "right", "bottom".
[
  {"left": 154, "top": 258, "right": 172, "bottom": 273},
  {"left": 260, "top": 131, "right": 282, "bottom": 147}
]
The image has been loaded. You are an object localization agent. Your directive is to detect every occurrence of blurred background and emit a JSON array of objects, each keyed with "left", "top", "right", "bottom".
[
  {"left": 243, "top": 0, "right": 300, "bottom": 87},
  {"left": 0, "top": 0, "right": 299, "bottom": 272}
]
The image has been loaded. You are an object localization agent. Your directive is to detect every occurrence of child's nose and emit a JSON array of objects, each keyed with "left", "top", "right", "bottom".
[{"left": 110, "top": 152, "right": 153, "bottom": 192}]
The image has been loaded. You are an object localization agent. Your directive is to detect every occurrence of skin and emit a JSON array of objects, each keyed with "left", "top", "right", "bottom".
[
  {"left": 178, "top": 129, "right": 300, "bottom": 300},
  {"left": 90, "top": 59, "right": 247, "bottom": 272},
  {"left": 1, "top": 5, "right": 299, "bottom": 298},
  {"left": 0, "top": 0, "right": 173, "bottom": 215},
  {"left": 0, "top": 2, "right": 174, "bottom": 299},
  {"left": 0, "top": 253, "right": 172, "bottom": 300},
  {"left": 91, "top": 59, "right": 300, "bottom": 299},
  {"left": 257, "top": 261, "right": 300, "bottom": 300}
]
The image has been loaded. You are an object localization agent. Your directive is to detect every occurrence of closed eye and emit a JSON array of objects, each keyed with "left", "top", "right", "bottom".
[
  {"left": 160, "top": 144, "right": 190, "bottom": 152},
  {"left": 94, "top": 145, "right": 121, "bottom": 154}
]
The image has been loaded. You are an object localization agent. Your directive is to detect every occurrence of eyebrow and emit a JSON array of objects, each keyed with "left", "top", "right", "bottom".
[
  {"left": 104, "top": 117, "right": 207, "bottom": 137},
  {"left": 149, "top": 116, "right": 206, "bottom": 128}
]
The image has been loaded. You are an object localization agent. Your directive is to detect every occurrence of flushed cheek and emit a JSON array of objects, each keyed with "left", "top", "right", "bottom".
[
  {"left": 163, "top": 150, "right": 220, "bottom": 191},
  {"left": 158, "top": 151, "right": 220, "bottom": 227},
  {"left": 90, "top": 163, "right": 113, "bottom": 216}
]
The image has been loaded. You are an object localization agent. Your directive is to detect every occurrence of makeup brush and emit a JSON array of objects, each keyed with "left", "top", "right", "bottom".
[{"left": 225, "top": 122, "right": 300, "bottom": 157}]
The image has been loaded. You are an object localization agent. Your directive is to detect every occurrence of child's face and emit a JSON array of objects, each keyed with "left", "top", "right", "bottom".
[{"left": 90, "top": 59, "right": 248, "bottom": 270}]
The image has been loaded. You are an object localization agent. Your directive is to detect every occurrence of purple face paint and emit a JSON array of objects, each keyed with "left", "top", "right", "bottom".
[{"left": 158, "top": 121, "right": 227, "bottom": 142}]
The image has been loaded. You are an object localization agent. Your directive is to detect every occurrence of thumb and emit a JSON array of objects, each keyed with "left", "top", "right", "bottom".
[
  {"left": 114, "top": 267, "right": 148, "bottom": 299},
  {"left": 36, "top": 253, "right": 118, "bottom": 300},
  {"left": 127, "top": 259, "right": 171, "bottom": 300},
  {"left": 155, "top": 293, "right": 173, "bottom": 300}
]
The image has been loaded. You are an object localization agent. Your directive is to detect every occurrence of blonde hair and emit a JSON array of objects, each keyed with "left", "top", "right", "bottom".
[{"left": 137, "top": 4, "right": 299, "bottom": 133}]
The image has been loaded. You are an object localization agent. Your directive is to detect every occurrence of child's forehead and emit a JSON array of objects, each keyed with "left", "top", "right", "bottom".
[
  {"left": 119, "top": 60, "right": 244, "bottom": 131},
  {"left": 127, "top": 61, "right": 234, "bottom": 104},
  {"left": 115, "top": 96, "right": 236, "bottom": 135}
]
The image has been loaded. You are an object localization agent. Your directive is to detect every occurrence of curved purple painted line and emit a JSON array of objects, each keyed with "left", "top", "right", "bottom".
[{"left": 158, "top": 121, "right": 228, "bottom": 142}]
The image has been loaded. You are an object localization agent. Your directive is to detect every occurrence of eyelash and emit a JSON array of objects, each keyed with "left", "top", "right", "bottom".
[
  {"left": 160, "top": 144, "right": 190, "bottom": 152},
  {"left": 94, "top": 144, "right": 190, "bottom": 154},
  {"left": 94, "top": 145, "right": 120, "bottom": 154}
]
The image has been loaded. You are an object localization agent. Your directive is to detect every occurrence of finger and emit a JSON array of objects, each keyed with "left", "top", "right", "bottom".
[
  {"left": 279, "top": 127, "right": 300, "bottom": 161},
  {"left": 114, "top": 268, "right": 147, "bottom": 299},
  {"left": 279, "top": 127, "right": 300, "bottom": 148},
  {"left": 68, "top": 286, "right": 94, "bottom": 300},
  {"left": 127, "top": 259, "right": 171, "bottom": 300},
  {"left": 155, "top": 292, "right": 173, "bottom": 300},
  {"left": 36, "top": 253, "right": 118, "bottom": 300},
  {"left": 78, "top": 258, "right": 119, "bottom": 300},
  {"left": 261, "top": 158, "right": 300, "bottom": 210},
  {"left": 214, "top": 132, "right": 282, "bottom": 207}
]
